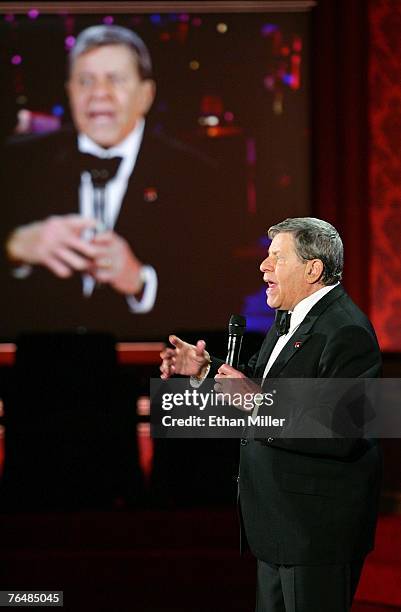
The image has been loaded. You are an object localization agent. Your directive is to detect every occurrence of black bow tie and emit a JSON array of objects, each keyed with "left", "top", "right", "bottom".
[
  {"left": 78, "top": 152, "right": 123, "bottom": 187},
  {"left": 275, "top": 310, "right": 292, "bottom": 337}
]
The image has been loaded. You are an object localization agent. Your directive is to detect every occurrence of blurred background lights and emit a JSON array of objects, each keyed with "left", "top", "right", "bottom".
[
  {"left": 198, "top": 115, "right": 219, "bottom": 127},
  {"left": 246, "top": 138, "right": 257, "bottom": 165},
  {"left": 52, "top": 104, "right": 65, "bottom": 117},
  {"left": 293, "top": 37, "right": 302, "bottom": 52},
  {"left": 283, "top": 74, "right": 294, "bottom": 86},
  {"left": 216, "top": 22, "right": 228, "bottom": 34},
  {"left": 27, "top": 8, "right": 40, "bottom": 19},
  {"left": 192, "top": 17, "right": 202, "bottom": 27},
  {"left": 11, "top": 55, "right": 22, "bottom": 65},
  {"left": 150, "top": 14, "right": 162, "bottom": 25},
  {"left": 273, "top": 95, "right": 283, "bottom": 115},
  {"left": 189, "top": 60, "right": 200, "bottom": 71},
  {"left": 264, "top": 75, "right": 275, "bottom": 91},
  {"left": 224, "top": 111, "right": 234, "bottom": 122},
  {"left": 207, "top": 127, "right": 219, "bottom": 138},
  {"left": 102, "top": 16, "right": 114, "bottom": 25},
  {"left": 65, "top": 35, "right": 75, "bottom": 49},
  {"left": 4, "top": 13, "right": 15, "bottom": 22},
  {"left": 261, "top": 23, "right": 278, "bottom": 36}
]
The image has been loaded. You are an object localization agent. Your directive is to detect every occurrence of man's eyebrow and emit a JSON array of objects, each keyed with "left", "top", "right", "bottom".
[{"left": 76, "top": 69, "right": 125, "bottom": 76}]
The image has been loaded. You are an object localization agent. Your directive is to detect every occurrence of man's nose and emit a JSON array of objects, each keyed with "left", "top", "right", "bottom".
[
  {"left": 260, "top": 256, "right": 273, "bottom": 273},
  {"left": 90, "top": 79, "right": 113, "bottom": 98}
]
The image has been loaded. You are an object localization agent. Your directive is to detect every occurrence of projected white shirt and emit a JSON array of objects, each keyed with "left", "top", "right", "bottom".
[{"left": 77, "top": 119, "right": 157, "bottom": 313}]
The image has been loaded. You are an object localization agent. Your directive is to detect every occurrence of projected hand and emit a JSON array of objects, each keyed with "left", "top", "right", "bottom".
[
  {"left": 89, "top": 231, "right": 144, "bottom": 296},
  {"left": 5, "top": 214, "right": 97, "bottom": 277},
  {"left": 160, "top": 335, "right": 210, "bottom": 380}
]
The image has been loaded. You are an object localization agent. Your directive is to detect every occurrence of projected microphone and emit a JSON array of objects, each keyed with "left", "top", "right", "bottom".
[{"left": 226, "top": 314, "right": 246, "bottom": 368}]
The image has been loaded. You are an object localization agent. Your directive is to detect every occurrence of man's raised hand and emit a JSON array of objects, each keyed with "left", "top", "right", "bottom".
[{"left": 160, "top": 335, "right": 210, "bottom": 380}]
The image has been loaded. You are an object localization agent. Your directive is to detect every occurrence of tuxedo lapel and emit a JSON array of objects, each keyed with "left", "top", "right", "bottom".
[
  {"left": 266, "top": 285, "right": 345, "bottom": 378},
  {"left": 50, "top": 129, "right": 81, "bottom": 216},
  {"left": 112, "top": 128, "right": 199, "bottom": 270},
  {"left": 252, "top": 327, "right": 278, "bottom": 377},
  {"left": 113, "top": 130, "right": 165, "bottom": 242},
  {"left": 266, "top": 332, "right": 312, "bottom": 378}
]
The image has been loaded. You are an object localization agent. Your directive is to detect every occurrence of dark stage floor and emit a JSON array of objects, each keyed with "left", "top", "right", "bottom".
[{"left": 1, "top": 509, "right": 400, "bottom": 612}]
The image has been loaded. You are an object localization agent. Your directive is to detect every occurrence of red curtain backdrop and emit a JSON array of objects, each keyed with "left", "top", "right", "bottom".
[
  {"left": 313, "top": 0, "right": 401, "bottom": 352},
  {"left": 369, "top": 0, "right": 401, "bottom": 352}
]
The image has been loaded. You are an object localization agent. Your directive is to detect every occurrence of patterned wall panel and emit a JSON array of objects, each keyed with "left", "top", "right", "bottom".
[{"left": 369, "top": 0, "right": 401, "bottom": 351}]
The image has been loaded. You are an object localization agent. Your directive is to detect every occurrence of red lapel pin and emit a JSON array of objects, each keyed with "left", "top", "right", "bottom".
[
  {"left": 143, "top": 187, "right": 158, "bottom": 202},
  {"left": 294, "top": 341, "right": 302, "bottom": 349}
]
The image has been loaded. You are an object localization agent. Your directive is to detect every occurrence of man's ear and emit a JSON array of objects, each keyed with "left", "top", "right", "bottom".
[
  {"left": 139, "top": 79, "right": 156, "bottom": 115},
  {"left": 305, "top": 259, "right": 324, "bottom": 284}
]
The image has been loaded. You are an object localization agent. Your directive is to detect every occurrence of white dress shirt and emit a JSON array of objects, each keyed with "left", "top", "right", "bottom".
[
  {"left": 262, "top": 283, "right": 339, "bottom": 379},
  {"left": 78, "top": 119, "right": 157, "bottom": 313}
]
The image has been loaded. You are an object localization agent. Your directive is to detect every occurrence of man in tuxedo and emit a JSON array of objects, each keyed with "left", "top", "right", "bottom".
[
  {"left": 0, "top": 25, "right": 220, "bottom": 339},
  {"left": 160, "top": 217, "right": 382, "bottom": 611}
]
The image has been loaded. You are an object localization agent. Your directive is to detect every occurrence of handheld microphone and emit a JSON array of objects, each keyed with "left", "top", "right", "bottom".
[{"left": 226, "top": 314, "right": 246, "bottom": 368}]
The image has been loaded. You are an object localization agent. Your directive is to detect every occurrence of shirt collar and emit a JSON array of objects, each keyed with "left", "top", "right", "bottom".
[
  {"left": 77, "top": 118, "right": 145, "bottom": 160},
  {"left": 289, "top": 282, "right": 339, "bottom": 332}
]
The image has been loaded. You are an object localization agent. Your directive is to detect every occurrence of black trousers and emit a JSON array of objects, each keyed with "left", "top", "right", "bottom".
[{"left": 255, "top": 558, "right": 364, "bottom": 612}]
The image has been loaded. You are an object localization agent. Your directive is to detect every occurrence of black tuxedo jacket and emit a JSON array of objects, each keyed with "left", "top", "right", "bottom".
[
  {"left": 212, "top": 285, "right": 382, "bottom": 564},
  {"left": 0, "top": 127, "right": 246, "bottom": 340}
]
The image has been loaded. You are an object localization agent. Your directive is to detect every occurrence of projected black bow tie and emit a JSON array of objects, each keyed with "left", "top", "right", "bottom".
[
  {"left": 78, "top": 153, "right": 123, "bottom": 228},
  {"left": 275, "top": 310, "right": 292, "bottom": 337},
  {"left": 78, "top": 153, "right": 123, "bottom": 187}
]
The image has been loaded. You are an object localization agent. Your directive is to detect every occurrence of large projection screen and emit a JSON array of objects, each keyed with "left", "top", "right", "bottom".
[{"left": 0, "top": 1, "right": 313, "bottom": 341}]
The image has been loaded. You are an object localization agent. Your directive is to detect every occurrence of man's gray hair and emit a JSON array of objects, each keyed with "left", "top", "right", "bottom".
[
  {"left": 69, "top": 25, "right": 153, "bottom": 80},
  {"left": 268, "top": 217, "right": 343, "bottom": 285}
]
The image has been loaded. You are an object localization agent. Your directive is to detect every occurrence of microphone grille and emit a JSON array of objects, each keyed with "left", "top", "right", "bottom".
[{"left": 228, "top": 314, "right": 246, "bottom": 336}]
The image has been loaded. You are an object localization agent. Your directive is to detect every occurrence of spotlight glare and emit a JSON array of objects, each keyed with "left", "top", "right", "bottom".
[
  {"left": 216, "top": 23, "right": 228, "bottom": 34},
  {"left": 27, "top": 8, "right": 40, "bottom": 19}
]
